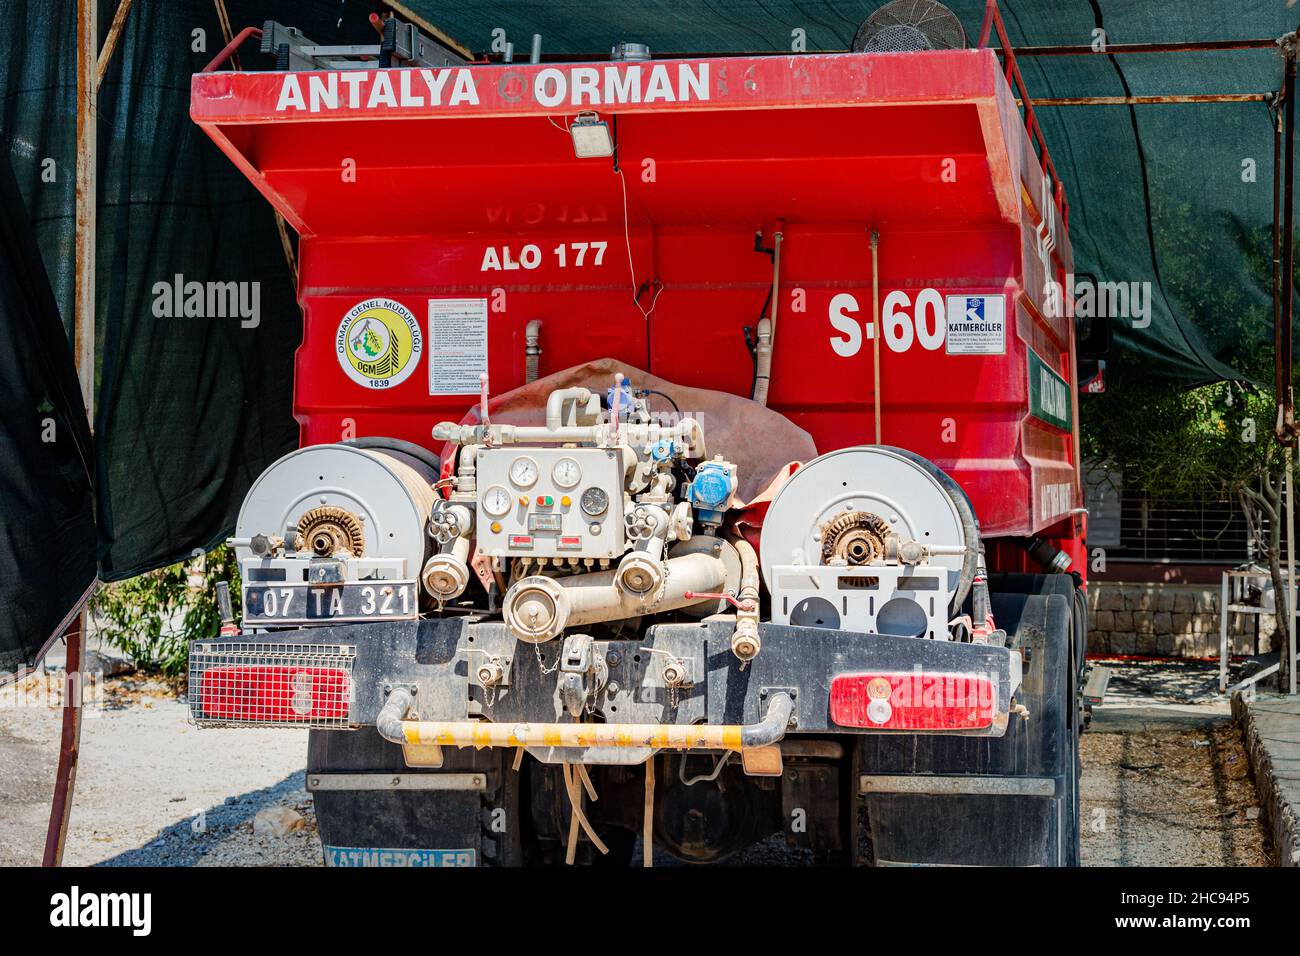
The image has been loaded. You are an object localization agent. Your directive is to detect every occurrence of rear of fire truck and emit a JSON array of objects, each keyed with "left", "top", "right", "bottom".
[{"left": 188, "top": 2, "right": 1089, "bottom": 866}]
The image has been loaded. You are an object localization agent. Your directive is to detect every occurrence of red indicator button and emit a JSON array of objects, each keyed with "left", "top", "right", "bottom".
[{"left": 537, "top": 495, "right": 554, "bottom": 507}]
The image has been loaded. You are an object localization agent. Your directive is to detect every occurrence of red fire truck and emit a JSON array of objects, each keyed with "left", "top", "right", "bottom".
[{"left": 189, "top": 2, "right": 1088, "bottom": 866}]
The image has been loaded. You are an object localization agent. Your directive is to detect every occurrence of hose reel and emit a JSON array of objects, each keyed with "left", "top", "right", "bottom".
[{"left": 760, "top": 446, "right": 978, "bottom": 638}]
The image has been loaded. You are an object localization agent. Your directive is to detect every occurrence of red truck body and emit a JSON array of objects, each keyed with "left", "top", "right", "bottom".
[
  {"left": 192, "top": 47, "right": 1083, "bottom": 563},
  {"left": 190, "top": 24, "right": 1090, "bottom": 867}
]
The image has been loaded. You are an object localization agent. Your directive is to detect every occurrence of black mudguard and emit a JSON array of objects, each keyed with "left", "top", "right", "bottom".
[
  {"left": 307, "top": 729, "right": 523, "bottom": 867},
  {"left": 856, "top": 574, "right": 1082, "bottom": 866}
]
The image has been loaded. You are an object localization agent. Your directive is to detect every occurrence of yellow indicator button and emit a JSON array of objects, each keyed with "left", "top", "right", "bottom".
[
  {"left": 490, "top": 521, "right": 502, "bottom": 533},
  {"left": 561, "top": 495, "right": 571, "bottom": 507},
  {"left": 518, "top": 495, "right": 529, "bottom": 506}
]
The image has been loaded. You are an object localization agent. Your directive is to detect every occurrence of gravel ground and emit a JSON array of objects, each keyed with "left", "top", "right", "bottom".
[
  {"left": 1080, "top": 659, "right": 1271, "bottom": 867},
  {"left": 0, "top": 657, "right": 1271, "bottom": 867},
  {"left": 0, "top": 671, "right": 321, "bottom": 867}
]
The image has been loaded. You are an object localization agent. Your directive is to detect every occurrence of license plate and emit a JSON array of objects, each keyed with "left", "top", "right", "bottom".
[{"left": 243, "top": 581, "right": 418, "bottom": 625}]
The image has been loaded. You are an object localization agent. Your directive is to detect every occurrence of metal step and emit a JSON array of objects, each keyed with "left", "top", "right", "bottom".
[{"left": 1083, "top": 665, "right": 1111, "bottom": 706}]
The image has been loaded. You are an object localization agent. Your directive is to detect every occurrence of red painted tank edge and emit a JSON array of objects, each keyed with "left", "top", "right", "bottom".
[{"left": 190, "top": 49, "right": 1005, "bottom": 125}]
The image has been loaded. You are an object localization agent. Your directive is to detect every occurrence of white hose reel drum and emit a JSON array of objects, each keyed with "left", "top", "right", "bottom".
[
  {"left": 235, "top": 444, "right": 439, "bottom": 579},
  {"left": 760, "top": 446, "right": 977, "bottom": 638}
]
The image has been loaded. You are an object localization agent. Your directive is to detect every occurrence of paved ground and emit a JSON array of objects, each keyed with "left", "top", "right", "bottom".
[
  {"left": 1232, "top": 692, "right": 1300, "bottom": 866},
  {"left": 1081, "top": 659, "right": 1270, "bottom": 866},
  {"left": 0, "top": 653, "right": 1273, "bottom": 867}
]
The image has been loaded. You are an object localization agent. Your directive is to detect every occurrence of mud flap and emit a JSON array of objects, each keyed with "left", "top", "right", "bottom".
[
  {"left": 856, "top": 576, "right": 1080, "bottom": 866},
  {"left": 307, "top": 728, "right": 522, "bottom": 867}
]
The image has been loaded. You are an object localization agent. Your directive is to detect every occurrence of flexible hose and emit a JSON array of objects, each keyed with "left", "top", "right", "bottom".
[
  {"left": 873, "top": 445, "right": 980, "bottom": 612},
  {"left": 341, "top": 436, "right": 441, "bottom": 474}
]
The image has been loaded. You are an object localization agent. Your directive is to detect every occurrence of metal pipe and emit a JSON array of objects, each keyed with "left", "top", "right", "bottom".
[
  {"left": 1025, "top": 93, "right": 1272, "bottom": 106},
  {"left": 530, "top": 34, "right": 543, "bottom": 65},
  {"left": 730, "top": 536, "right": 761, "bottom": 661},
  {"left": 503, "top": 551, "right": 727, "bottom": 643},
  {"left": 201, "top": 25, "right": 262, "bottom": 73},
  {"left": 434, "top": 417, "right": 706, "bottom": 457},
  {"left": 750, "top": 231, "right": 782, "bottom": 406},
  {"left": 378, "top": 689, "right": 795, "bottom": 753},
  {"left": 376, "top": 686, "right": 415, "bottom": 744},
  {"left": 870, "top": 230, "right": 882, "bottom": 444},
  {"left": 1009, "top": 38, "right": 1281, "bottom": 57},
  {"left": 422, "top": 506, "right": 473, "bottom": 602},
  {"left": 506, "top": 37, "right": 1278, "bottom": 63},
  {"left": 545, "top": 386, "right": 596, "bottom": 430}
]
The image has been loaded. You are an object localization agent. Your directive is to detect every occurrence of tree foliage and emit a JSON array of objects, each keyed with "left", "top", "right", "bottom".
[{"left": 90, "top": 544, "right": 241, "bottom": 677}]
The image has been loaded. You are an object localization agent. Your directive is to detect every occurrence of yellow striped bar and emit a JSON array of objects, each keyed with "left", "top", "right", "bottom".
[{"left": 402, "top": 720, "right": 745, "bottom": 751}]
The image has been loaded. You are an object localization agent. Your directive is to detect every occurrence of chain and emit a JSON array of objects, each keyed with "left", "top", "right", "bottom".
[{"left": 534, "top": 640, "right": 560, "bottom": 675}]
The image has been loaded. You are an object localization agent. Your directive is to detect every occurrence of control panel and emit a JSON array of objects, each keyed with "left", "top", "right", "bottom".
[{"left": 475, "top": 447, "right": 626, "bottom": 558}]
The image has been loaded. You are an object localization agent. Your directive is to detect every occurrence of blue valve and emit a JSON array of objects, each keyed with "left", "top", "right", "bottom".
[
  {"left": 606, "top": 380, "right": 636, "bottom": 419},
  {"left": 687, "top": 461, "right": 736, "bottom": 515}
]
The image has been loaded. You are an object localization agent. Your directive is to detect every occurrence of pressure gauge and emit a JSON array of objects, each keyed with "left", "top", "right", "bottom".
[
  {"left": 552, "top": 457, "right": 582, "bottom": 489},
  {"left": 580, "top": 486, "right": 610, "bottom": 517},
  {"left": 509, "top": 456, "right": 539, "bottom": 488},
  {"left": 482, "top": 485, "right": 512, "bottom": 517}
]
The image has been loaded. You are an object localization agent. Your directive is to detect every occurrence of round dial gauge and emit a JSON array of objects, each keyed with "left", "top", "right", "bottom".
[
  {"left": 552, "top": 457, "right": 582, "bottom": 489},
  {"left": 482, "top": 485, "right": 512, "bottom": 517},
  {"left": 509, "top": 456, "right": 539, "bottom": 488},
  {"left": 580, "top": 486, "right": 610, "bottom": 517}
]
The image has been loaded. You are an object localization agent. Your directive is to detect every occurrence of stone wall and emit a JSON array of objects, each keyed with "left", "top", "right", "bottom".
[{"left": 1085, "top": 581, "right": 1278, "bottom": 659}]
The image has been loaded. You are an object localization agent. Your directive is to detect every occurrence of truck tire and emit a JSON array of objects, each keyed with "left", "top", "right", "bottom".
[
  {"left": 855, "top": 573, "right": 1083, "bottom": 866},
  {"left": 307, "top": 728, "right": 526, "bottom": 867}
]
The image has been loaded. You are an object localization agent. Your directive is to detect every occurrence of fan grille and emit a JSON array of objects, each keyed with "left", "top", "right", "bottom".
[{"left": 852, "top": 0, "right": 968, "bottom": 53}]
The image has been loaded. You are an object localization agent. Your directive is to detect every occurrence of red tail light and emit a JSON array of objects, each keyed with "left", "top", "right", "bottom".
[
  {"left": 198, "top": 665, "right": 351, "bottom": 723},
  {"left": 830, "top": 672, "right": 996, "bottom": 731}
]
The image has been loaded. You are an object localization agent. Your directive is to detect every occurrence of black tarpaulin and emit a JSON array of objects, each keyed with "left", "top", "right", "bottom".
[{"left": 0, "top": 150, "right": 95, "bottom": 674}]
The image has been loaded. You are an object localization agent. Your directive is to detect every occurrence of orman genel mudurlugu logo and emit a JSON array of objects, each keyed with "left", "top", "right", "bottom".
[{"left": 336, "top": 297, "right": 422, "bottom": 389}]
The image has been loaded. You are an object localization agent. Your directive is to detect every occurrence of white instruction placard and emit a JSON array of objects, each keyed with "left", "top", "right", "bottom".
[
  {"left": 945, "top": 294, "right": 1007, "bottom": 355},
  {"left": 428, "top": 298, "right": 488, "bottom": 395}
]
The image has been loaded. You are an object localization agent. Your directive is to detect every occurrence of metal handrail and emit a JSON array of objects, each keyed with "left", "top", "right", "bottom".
[
  {"left": 978, "top": 0, "right": 1071, "bottom": 230},
  {"left": 202, "top": 25, "right": 262, "bottom": 73}
]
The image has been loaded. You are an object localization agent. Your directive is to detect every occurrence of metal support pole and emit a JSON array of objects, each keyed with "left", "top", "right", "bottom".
[
  {"left": 1280, "top": 45, "right": 1296, "bottom": 446},
  {"left": 42, "top": 616, "right": 84, "bottom": 866},
  {"left": 74, "top": 0, "right": 96, "bottom": 420},
  {"left": 1026, "top": 93, "right": 1272, "bottom": 107},
  {"left": 1220, "top": 571, "right": 1230, "bottom": 693},
  {"left": 1289, "top": 447, "right": 1297, "bottom": 695},
  {"left": 44, "top": 0, "right": 97, "bottom": 868},
  {"left": 1280, "top": 35, "right": 1298, "bottom": 694}
]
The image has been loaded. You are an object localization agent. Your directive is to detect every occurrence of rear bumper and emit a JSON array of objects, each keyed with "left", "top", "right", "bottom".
[{"left": 192, "top": 619, "right": 1022, "bottom": 761}]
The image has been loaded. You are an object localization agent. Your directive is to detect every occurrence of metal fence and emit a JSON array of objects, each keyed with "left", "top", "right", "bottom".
[{"left": 1085, "top": 466, "right": 1259, "bottom": 564}]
